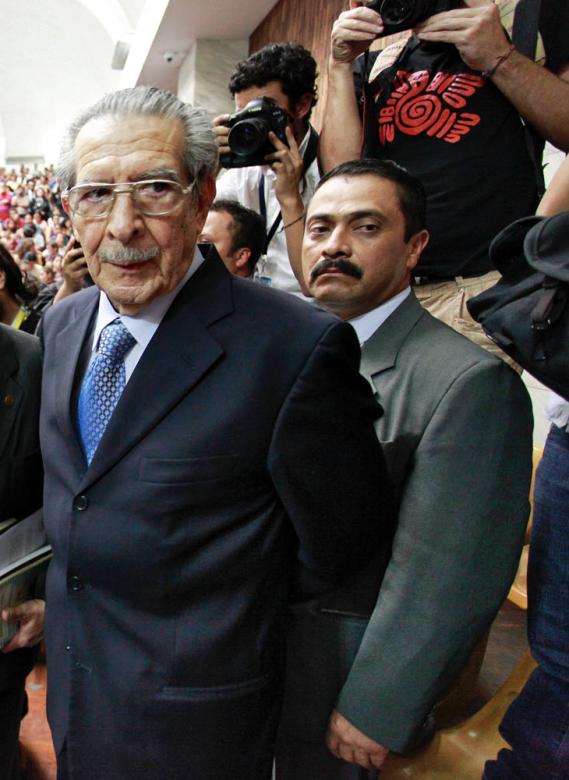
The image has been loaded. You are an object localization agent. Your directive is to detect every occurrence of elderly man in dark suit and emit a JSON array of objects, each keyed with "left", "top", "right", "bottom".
[
  {"left": 39, "top": 87, "right": 392, "bottom": 780},
  {"left": 275, "top": 159, "right": 533, "bottom": 778},
  {"left": 0, "top": 323, "right": 44, "bottom": 780}
]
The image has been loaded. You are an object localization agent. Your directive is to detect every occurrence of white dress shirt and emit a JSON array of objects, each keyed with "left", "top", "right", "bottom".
[
  {"left": 545, "top": 392, "right": 569, "bottom": 432},
  {"left": 349, "top": 288, "right": 411, "bottom": 346},
  {"left": 215, "top": 127, "right": 319, "bottom": 298},
  {"left": 88, "top": 247, "right": 205, "bottom": 382}
]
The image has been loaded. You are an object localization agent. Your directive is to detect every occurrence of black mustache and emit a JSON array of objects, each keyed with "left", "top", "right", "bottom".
[{"left": 310, "top": 258, "right": 363, "bottom": 282}]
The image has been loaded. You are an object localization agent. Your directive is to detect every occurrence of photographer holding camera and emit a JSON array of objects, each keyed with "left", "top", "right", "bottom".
[
  {"left": 310, "top": 0, "right": 569, "bottom": 355},
  {"left": 213, "top": 43, "right": 320, "bottom": 296}
]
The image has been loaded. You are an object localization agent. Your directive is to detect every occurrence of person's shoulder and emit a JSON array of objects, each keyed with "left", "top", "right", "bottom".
[
  {"left": 0, "top": 324, "right": 41, "bottom": 381},
  {"left": 44, "top": 285, "right": 98, "bottom": 330},
  {"left": 0, "top": 322, "right": 40, "bottom": 356},
  {"left": 232, "top": 276, "right": 339, "bottom": 332},
  {"left": 400, "top": 302, "right": 519, "bottom": 383}
]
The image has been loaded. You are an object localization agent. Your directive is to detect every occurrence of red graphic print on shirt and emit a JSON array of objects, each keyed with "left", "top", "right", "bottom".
[{"left": 375, "top": 69, "right": 485, "bottom": 145}]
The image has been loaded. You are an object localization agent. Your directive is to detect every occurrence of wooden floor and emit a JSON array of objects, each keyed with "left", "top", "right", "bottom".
[
  {"left": 20, "top": 663, "right": 56, "bottom": 780},
  {"left": 16, "top": 602, "right": 528, "bottom": 779}
]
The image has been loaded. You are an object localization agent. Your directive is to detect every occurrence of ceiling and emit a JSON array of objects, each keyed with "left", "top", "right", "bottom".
[
  {"left": 0, "top": 0, "right": 277, "bottom": 165},
  {"left": 135, "top": 0, "right": 278, "bottom": 92}
]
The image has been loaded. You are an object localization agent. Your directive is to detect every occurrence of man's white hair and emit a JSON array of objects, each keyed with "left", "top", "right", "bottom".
[{"left": 56, "top": 86, "right": 218, "bottom": 191}]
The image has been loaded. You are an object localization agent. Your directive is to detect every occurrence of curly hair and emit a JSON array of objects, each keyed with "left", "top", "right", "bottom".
[{"left": 229, "top": 43, "right": 318, "bottom": 119}]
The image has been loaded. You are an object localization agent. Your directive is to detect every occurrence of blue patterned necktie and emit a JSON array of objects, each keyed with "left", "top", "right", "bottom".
[{"left": 78, "top": 319, "right": 136, "bottom": 464}]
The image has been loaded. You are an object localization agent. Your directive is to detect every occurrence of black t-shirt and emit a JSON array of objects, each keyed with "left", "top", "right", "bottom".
[{"left": 362, "top": 38, "right": 539, "bottom": 277}]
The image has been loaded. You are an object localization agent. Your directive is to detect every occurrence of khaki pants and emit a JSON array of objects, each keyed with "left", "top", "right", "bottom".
[{"left": 413, "top": 271, "right": 522, "bottom": 372}]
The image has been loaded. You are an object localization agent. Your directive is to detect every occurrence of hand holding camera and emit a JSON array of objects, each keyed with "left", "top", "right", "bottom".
[
  {"left": 216, "top": 97, "right": 291, "bottom": 169},
  {"left": 414, "top": 0, "right": 512, "bottom": 74},
  {"left": 265, "top": 126, "right": 304, "bottom": 210},
  {"left": 330, "top": 3, "right": 384, "bottom": 65}
]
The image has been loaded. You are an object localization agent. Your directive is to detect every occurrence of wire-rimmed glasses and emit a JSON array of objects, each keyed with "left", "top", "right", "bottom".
[{"left": 63, "top": 179, "right": 195, "bottom": 219}]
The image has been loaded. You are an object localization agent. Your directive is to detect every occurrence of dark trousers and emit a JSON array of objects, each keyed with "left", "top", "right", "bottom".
[
  {"left": 0, "top": 680, "right": 28, "bottom": 780},
  {"left": 275, "top": 733, "right": 377, "bottom": 780},
  {"left": 484, "top": 424, "right": 569, "bottom": 778}
]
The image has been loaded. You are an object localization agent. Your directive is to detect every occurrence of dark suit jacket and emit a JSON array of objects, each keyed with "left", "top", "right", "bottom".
[
  {"left": 39, "top": 254, "right": 392, "bottom": 779},
  {"left": 279, "top": 292, "right": 533, "bottom": 756},
  {"left": 0, "top": 324, "right": 43, "bottom": 685}
]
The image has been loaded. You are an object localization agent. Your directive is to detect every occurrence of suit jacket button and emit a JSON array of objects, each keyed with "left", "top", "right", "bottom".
[
  {"left": 74, "top": 495, "right": 89, "bottom": 511},
  {"left": 3, "top": 394, "right": 15, "bottom": 407},
  {"left": 69, "top": 576, "right": 83, "bottom": 592}
]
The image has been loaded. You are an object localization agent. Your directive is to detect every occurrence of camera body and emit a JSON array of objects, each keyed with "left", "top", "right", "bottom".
[
  {"left": 366, "top": 0, "right": 456, "bottom": 36},
  {"left": 220, "top": 97, "right": 291, "bottom": 169}
]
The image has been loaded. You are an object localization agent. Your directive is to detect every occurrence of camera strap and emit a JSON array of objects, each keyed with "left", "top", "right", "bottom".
[
  {"left": 258, "top": 126, "right": 319, "bottom": 255},
  {"left": 511, "top": 0, "right": 545, "bottom": 198}
]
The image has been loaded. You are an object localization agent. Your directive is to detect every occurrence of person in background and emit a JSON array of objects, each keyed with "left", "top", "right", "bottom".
[
  {"left": 213, "top": 43, "right": 320, "bottom": 296},
  {"left": 0, "top": 246, "right": 40, "bottom": 333},
  {"left": 310, "top": 0, "right": 569, "bottom": 358},
  {"left": 0, "top": 323, "right": 44, "bottom": 780},
  {"left": 199, "top": 199, "right": 266, "bottom": 278}
]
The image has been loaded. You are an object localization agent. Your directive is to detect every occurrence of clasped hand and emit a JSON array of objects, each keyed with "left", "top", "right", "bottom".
[
  {"left": 1, "top": 599, "right": 45, "bottom": 653},
  {"left": 326, "top": 709, "right": 389, "bottom": 770}
]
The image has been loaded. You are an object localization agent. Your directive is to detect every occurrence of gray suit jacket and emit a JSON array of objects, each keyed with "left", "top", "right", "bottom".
[{"left": 279, "top": 292, "right": 533, "bottom": 753}]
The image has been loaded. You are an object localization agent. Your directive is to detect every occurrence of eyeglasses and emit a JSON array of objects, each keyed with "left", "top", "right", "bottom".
[{"left": 63, "top": 179, "right": 195, "bottom": 219}]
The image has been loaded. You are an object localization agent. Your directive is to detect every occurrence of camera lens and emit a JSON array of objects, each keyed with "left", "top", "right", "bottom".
[
  {"left": 380, "top": 0, "right": 418, "bottom": 25},
  {"left": 228, "top": 119, "right": 269, "bottom": 156}
]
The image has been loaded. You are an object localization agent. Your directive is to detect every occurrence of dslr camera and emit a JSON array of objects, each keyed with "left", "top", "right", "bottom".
[
  {"left": 220, "top": 97, "right": 290, "bottom": 169},
  {"left": 366, "top": 0, "right": 456, "bottom": 36}
]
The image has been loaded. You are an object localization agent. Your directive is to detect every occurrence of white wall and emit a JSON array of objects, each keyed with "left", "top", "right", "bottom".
[
  {"left": 0, "top": 0, "right": 123, "bottom": 166},
  {"left": 177, "top": 39, "right": 248, "bottom": 118}
]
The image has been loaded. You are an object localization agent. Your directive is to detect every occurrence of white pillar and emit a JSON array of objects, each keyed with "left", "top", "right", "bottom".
[{"left": 178, "top": 39, "right": 249, "bottom": 118}]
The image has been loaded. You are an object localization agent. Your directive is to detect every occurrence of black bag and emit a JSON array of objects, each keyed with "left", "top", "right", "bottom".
[{"left": 467, "top": 213, "right": 569, "bottom": 400}]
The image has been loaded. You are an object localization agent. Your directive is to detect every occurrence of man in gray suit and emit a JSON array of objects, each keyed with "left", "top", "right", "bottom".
[
  {"left": 275, "top": 159, "right": 533, "bottom": 777},
  {"left": 0, "top": 324, "right": 44, "bottom": 780}
]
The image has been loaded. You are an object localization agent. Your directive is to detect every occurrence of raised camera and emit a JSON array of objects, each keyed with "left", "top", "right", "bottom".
[
  {"left": 366, "top": 0, "right": 455, "bottom": 36},
  {"left": 220, "top": 97, "right": 290, "bottom": 169}
]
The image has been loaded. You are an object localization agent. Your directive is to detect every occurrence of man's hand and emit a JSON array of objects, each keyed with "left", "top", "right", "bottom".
[
  {"left": 212, "top": 114, "right": 231, "bottom": 158},
  {"left": 1, "top": 599, "right": 45, "bottom": 653},
  {"left": 62, "top": 237, "right": 88, "bottom": 291},
  {"left": 331, "top": 3, "right": 384, "bottom": 65},
  {"left": 415, "top": 0, "right": 511, "bottom": 73},
  {"left": 326, "top": 709, "right": 389, "bottom": 770},
  {"left": 265, "top": 127, "right": 304, "bottom": 209},
  {"left": 53, "top": 236, "right": 89, "bottom": 304}
]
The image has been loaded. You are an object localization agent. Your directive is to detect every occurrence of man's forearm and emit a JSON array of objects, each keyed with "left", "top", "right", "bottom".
[
  {"left": 490, "top": 54, "right": 569, "bottom": 152},
  {"left": 319, "top": 60, "right": 363, "bottom": 173},
  {"left": 279, "top": 193, "right": 309, "bottom": 294}
]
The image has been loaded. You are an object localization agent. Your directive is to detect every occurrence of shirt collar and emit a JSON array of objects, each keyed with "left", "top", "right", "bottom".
[
  {"left": 349, "top": 288, "right": 411, "bottom": 346},
  {"left": 93, "top": 246, "right": 205, "bottom": 351}
]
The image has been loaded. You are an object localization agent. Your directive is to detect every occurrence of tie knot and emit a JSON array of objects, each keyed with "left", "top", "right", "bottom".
[{"left": 98, "top": 320, "right": 136, "bottom": 363}]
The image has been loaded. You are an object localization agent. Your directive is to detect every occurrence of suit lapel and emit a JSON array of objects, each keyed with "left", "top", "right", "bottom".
[
  {"left": 52, "top": 290, "right": 99, "bottom": 474},
  {"left": 81, "top": 258, "right": 233, "bottom": 489},
  {"left": 360, "top": 293, "right": 425, "bottom": 394}
]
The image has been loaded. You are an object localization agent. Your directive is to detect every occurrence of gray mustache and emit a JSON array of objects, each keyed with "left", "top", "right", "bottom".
[{"left": 99, "top": 246, "right": 159, "bottom": 264}]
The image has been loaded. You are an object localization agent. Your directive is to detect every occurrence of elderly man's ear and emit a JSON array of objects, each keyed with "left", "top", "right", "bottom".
[{"left": 196, "top": 176, "right": 217, "bottom": 225}]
